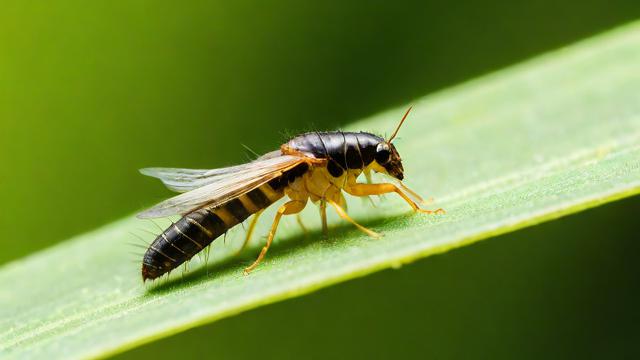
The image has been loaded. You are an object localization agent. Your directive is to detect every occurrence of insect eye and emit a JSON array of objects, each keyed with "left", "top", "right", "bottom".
[{"left": 375, "top": 143, "right": 391, "bottom": 164}]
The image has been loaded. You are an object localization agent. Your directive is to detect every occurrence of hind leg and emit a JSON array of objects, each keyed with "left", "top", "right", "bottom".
[{"left": 243, "top": 200, "right": 307, "bottom": 275}]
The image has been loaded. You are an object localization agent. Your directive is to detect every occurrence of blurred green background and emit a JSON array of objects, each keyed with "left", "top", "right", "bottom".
[{"left": 1, "top": 0, "right": 639, "bottom": 358}]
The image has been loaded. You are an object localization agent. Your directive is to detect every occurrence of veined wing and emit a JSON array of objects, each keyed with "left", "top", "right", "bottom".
[
  {"left": 140, "top": 150, "right": 282, "bottom": 193},
  {"left": 137, "top": 153, "right": 306, "bottom": 219}
]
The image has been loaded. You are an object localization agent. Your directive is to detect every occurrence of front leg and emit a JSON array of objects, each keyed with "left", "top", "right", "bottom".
[{"left": 344, "top": 183, "right": 444, "bottom": 214}]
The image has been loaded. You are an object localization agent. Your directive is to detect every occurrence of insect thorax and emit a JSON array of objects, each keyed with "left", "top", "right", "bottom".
[
  {"left": 284, "top": 131, "right": 383, "bottom": 172},
  {"left": 284, "top": 164, "right": 363, "bottom": 204}
]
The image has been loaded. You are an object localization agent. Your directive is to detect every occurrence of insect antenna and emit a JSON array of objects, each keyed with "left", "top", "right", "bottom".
[{"left": 388, "top": 106, "right": 413, "bottom": 143}]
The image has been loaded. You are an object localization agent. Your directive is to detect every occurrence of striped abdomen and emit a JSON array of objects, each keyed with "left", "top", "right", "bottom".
[{"left": 142, "top": 183, "right": 283, "bottom": 281}]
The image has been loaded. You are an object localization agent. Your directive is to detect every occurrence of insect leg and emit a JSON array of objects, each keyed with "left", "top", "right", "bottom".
[
  {"left": 236, "top": 209, "right": 264, "bottom": 255},
  {"left": 319, "top": 199, "right": 328, "bottom": 237},
  {"left": 327, "top": 200, "right": 381, "bottom": 238},
  {"left": 296, "top": 214, "right": 309, "bottom": 236},
  {"left": 345, "top": 183, "right": 445, "bottom": 214},
  {"left": 397, "top": 181, "right": 430, "bottom": 205},
  {"left": 339, "top": 192, "right": 348, "bottom": 212},
  {"left": 364, "top": 171, "right": 373, "bottom": 184},
  {"left": 243, "top": 200, "right": 307, "bottom": 275}
]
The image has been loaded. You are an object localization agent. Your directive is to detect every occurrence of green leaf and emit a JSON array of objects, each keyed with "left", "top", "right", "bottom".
[{"left": 2, "top": 22, "right": 640, "bottom": 360}]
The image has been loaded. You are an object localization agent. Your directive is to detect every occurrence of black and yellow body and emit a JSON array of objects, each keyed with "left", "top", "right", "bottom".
[
  {"left": 142, "top": 183, "right": 284, "bottom": 280},
  {"left": 141, "top": 109, "right": 443, "bottom": 281}
]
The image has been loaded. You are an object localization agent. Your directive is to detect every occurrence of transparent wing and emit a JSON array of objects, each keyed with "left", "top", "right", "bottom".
[
  {"left": 137, "top": 154, "right": 306, "bottom": 219},
  {"left": 140, "top": 150, "right": 283, "bottom": 193}
]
